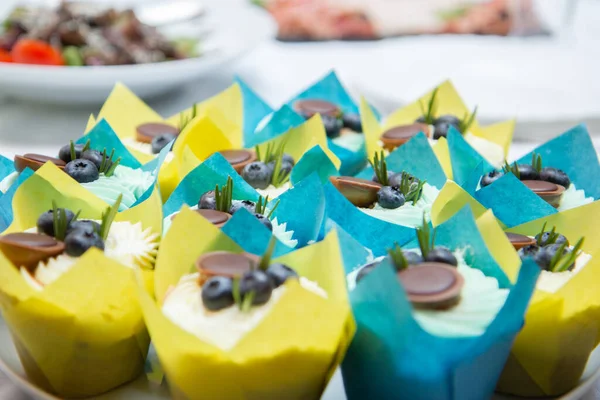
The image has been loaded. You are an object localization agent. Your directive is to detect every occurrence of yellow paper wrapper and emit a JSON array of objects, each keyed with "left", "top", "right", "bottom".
[
  {"left": 362, "top": 81, "right": 514, "bottom": 166},
  {"left": 138, "top": 207, "right": 354, "bottom": 400},
  {"left": 496, "top": 200, "right": 600, "bottom": 396},
  {"left": 0, "top": 166, "right": 164, "bottom": 397},
  {"left": 431, "top": 180, "right": 488, "bottom": 226}
]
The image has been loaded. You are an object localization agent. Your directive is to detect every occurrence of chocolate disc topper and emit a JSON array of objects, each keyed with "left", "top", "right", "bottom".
[
  {"left": 217, "top": 149, "right": 257, "bottom": 173},
  {"left": 294, "top": 99, "right": 340, "bottom": 118},
  {"left": 506, "top": 232, "right": 536, "bottom": 250},
  {"left": 397, "top": 262, "right": 464, "bottom": 310},
  {"left": 522, "top": 180, "right": 565, "bottom": 208},
  {"left": 380, "top": 123, "right": 430, "bottom": 151},
  {"left": 196, "top": 251, "right": 257, "bottom": 284},
  {"left": 136, "top": 123, "right": 179, "bottom": 144},
  {"left": 170, "top": 209, "right": 231, "bottom": 228},
  {"left": 0, "top": 233, "right": 65, "bottom": 271},
  {"left": 329, "top": 176, "right": 382, "bottom": 208},
  {"left": 14, "top": 154, "right": 66, "bottom": 173}
]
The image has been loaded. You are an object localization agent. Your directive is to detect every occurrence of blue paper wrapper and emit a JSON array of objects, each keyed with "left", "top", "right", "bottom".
[
  {"left": 291, "top": 145, "right": 339, "bottom": 186},
  {"left": 0, "top": 168, "right": 33, "bottom": 232},
  {"left": 356, "top": 133, "right": 447, "bottom": 190},
  {"left": 234, "top": 76, "right": 273, "bottom": 142},
  {"left": 341, "top": 207, "right": 540, "bottom": 400},
  {"left": 246, "top": 105, "right": 306, "bottom": 149},
  {"left": 164, "top": 153, "right": 326, "bottom": 255},
  {"left": 447, "top": 129, "right": 494, "bottom": 186}
]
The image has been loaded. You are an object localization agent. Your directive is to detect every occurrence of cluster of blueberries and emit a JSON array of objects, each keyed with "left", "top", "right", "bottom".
[
  {"left": 198, "top": 191, "right": 273, "bottom": 231},
  {"left": 416, "top": 114, "right": 464, "bottom": 140},
  {"left": 519, "top": 231, "right": 575, "bottom": 271},
  {"left": 37, "top": 208, "right": 104, "bottom": 257},
  {"left": 481, "top": 163, "right": 570, "bottom": 188},
  {"left": 241, "top": 153, "right": 295, "bottom": 190},
  {"left": 58, "top": 142, "right": 116, "bottom": 183},
  {"left": 372, "top": 171, "right": 423, "bottom": 209}
]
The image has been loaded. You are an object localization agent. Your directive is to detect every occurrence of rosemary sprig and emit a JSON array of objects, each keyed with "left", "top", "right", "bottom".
[
  {"left": 232, "top": 277, "right": 256, "bottom": 312},
  {"left": 256, "top": 141, "right": 291, "bottom": 187},
  {"left": 396, "top": 172, "right": 426, "bottom": 205},
  {"left": 52, "top": 202, "right": 80, "bottom": 241},
  {"left": 99, "top": 194, "right": 122, "bottom": 241},
  {"left": 552, "top": 237, "right": 584, "bottom": 272},
  {"left": 502, "top": 161, "right": 520, "bottom": 179},
  {"left": 369, "top": 151, "right": 388, "bottom": 186},
  {"left": 254, "top": 196, "right": 280, "bottom": 219},
  {"left": 240, "top": 291, "right": 256, "bottom": 312},
  {"left": 214, "top": 176, "right": 234, "bottom": 213},
  {"left": 98, "top": 148, "right": 121, "bottom": 177},
  {"left": 266, "top": 200, "right": 280, "bottom": 219},
  {"left": 257, "top": 236, "right": 277, "bottom": 271},
  {"left": 70, "top": 139, "right": 90, "bottom": 161},
  {"left": 179, "top": 104, "right": 198, "bottom": 132},
  {"left": 388, "top": 243, "right": 409, "bottom": 271},
  {"left": 418, "top": 88, "right": 439, "bottom": 124},
  {"left": 531, "top": 152, "right": 543, "bottom": 173},
  {"left": 535, "top": 222, "right": 560, "bottom": 246},
  {"left": 416, "top": 216, "right": 436, "bottom": 258},
  {"left": 458, "top": 106, "right": 478, "bottom": 134},
  {"left": 232, "top": 278, "right": 241, "bottom": 306}
]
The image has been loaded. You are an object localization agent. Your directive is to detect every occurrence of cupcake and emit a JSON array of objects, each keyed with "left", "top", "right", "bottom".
[
  {"left": 362, "top": 81, "right": 514, "bottom": 173},
  {"left": 136, "top": 207, "right": 354, "bottom": 400},
  {"left": 495, "top": 200, "right": 600, "bottom": 396},
  {"left": 0, "top": 171, "right": 162, "bottom": 397},
  {"left": 341, "top": 207, "right": 539, "bottom": 400}
]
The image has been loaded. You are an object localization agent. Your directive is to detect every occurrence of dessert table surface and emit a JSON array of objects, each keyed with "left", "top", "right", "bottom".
[{"left": 0, "top": 3, "right": 599, "bottom": 396}]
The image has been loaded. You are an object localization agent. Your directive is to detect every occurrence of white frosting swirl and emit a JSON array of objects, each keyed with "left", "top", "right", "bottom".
[
  {"left": 464, "top": 133, "right": 506, "bottom": 169},
  {"left": 256, "top": 182, "right": 291, "bottom": 200},
  {"left": 332, "top": 131, "right": 365, "bottom": 152},
  {"left": 162, "top": 272, "right": 326, "bottom": 351},
  {"left": 0, "top": 171, "right": 18, "bottom": 194},
  {"left": 558, "top": 184, "right": 594, "bottom": 212}
]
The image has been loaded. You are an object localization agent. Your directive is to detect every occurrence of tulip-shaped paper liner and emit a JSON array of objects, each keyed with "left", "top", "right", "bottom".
[
  {"left": 362, "top": 80, "right": 514, "bottom": 174},
  {"left": 163, "top": 153, "right": 326, "bottom": 254},
  {"left": 494, "top": 200, "right": 600, "bottom": 396},
  {"left": 282, "top": 71, "right": 374, "bottom": 176},
  {"left": 0, "top": 155, "right": 33, "bottom": 232},
  {"left": 0, "top": 168, "right": 164, "bottom": 397},
  {"left": 341, "top": 207, "right": 539, "bottom": 400},
  {"left": 137, "top": 208, "right": 355, "bottom": 400}
]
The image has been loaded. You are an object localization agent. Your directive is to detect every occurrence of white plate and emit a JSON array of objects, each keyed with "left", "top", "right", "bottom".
[
  {"left": 0, "top": 0, "right": 275, "bottom": 104},
  {"left": 0, "top": 314, "right": 598, "bottom": 400}
]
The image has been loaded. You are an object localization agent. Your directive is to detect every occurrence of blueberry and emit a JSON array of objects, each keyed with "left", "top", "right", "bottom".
[
  {"left": 517, "top": 164, "right": 539, "bottom": 181},
  {"left": 388, "top": 172, "right": 419, "bottom": 188},
  {"left": 266, "top": 263, "right": 298, "bottom": 287},
  {"left": 81, "top": 150, "right": 108, "bottom": 170},
  {"left": 403, "top": 251, "right": 424, "bottom": 266},
  {"left": 230, "top": 200, "right": 256, "bottom": 215},
  {"left": 67, "top": 219, "right": 101, "bottom": 235},
  {"left": 518, "top": 244, "right": 540, "bottom": 259},
  {"left": 435, "top": 115, "right": 461, "bottom": 128},
  {"left": 198, "top": 191, "right": 216, "bottom": 210},
  {"left": 280, "top": 161, "right": 293, "bottom": 177},
  {"left": 540, "top": 167, "right": 571, "bottom": 188},
  {"left": 64, "top": 159, "right": 99, "bottom": 183},
  {"left": 201, "top": 276, "right": 234, "bottom": 311},
  {"left": 37, "top": 208, "right": 76, "bottom": 237},
  {"left": 242, "top": 161, "right": 272, "bottom": 190},
  {"left": 534, "top": 244, "right": 571, "bottom": 271},
  {"left": 355, "top": 260, "right": 382, "bottom": 283},
  {"left": 535, "top": 231, "right": 569, "bottom": 247},
  {"left": 282, "top": 153, "right": 295, "bottom": 167},
  {"left": 239, "top": 270, "right": 273, "bottom": 306},
  {"left": 342, "top": 113, "right": 362, "bottom": 132},
  {"left": 254, "top": 213, "right": 273, "bottom": 231},
  {"left": 415, "top": 116, "right": 427, "bottom": 123},
  {"left": 151, "top": 133, "right": 176, "bottom": 154},
  {"left": 425, "top": 247, "right": 458, "bottom": 266},
  {"left": 372, "top": 170, "right": 393, "bottom": 184},
  {"left": 64, "top": 228, "right": 105, "bottom": 256},
  {"left": 377, "top": 186, "right": 406, "bottom": 209},
  {"left": 433, "top": 122, "right": 453, "bottom": 139},
  {"left": 480, "top": 170, "right": 504, "bottom": 187},
  {"left": 58, "top": 143, "right": 86, "bottom": 163},
  {"left": 322, "top": 115, "right": 343, "bottom": 139}
]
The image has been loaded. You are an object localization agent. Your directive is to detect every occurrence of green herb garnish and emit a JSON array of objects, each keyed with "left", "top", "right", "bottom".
[
  {"left": 535, "top": 222, "right": 560, "bottom": 246},
  {"left": 416, "top": 216, "right": 436, "bottom": 258},
  {"left": 256, "top": 140, "right": 291, "bottom": 187},
  {"left": 502, "top": 161, "right": 520, "bottom": 179},
  {"left": 531, "top": 152, "right": 543, "bottom": 173},
  {"left": 232, "top": 277, "right": 256, "bottom": 313},
  {"left": 255, "top": 196, "right": 280, "bottom": 219},
  {"left": 550, "top": 237, "right": 584, "bottom": 273},
  {"left": 213, "top": 176, "right": 233, "bottom": 213},
  {"left": 418, "top": 88, "right": 439, "bottom": 124},
  {"left": 370, "top": 151, "right": 389, "bottom": 186},
  {"left": 459, "top": 106, "right": 478, "bottom": 134},
  {"left": 388, "top": 243, "right": 409, "bottom": 271},
  {"left": 98, "top": 149, "right": 121, "bottom": 177},
  {"left": 396, "top": 172, "right": 426, "bottom": 205},
  {"left": 257, "top": 236, "right": 277, "bottom": 272},
  {"left": 99, "top": 194, "right": 122, "bottom": 241},
  {"left": 70, "top": 139, "right": 90, "bottom": 161},
  {"left": 179, "top": 104, "right": 198, "bottom": 132},
  {"left": 52, "top": 201, "right": 80, "bottom": 241}
]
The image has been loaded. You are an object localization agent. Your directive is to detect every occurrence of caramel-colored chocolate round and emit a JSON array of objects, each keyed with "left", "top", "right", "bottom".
[
  {"left": 0, "top": 233, "right": 65, "bottom": 270},
  {"left": 522, "top": 180, "right": 565, "bottom": 208},
  {"left": 380, "top": 123, "right": 430, "bottom": 151},
  {"left": 506, "top": 232, "right": 536, "bottom": 250},
  {"left": 196, "top": 209, "right": 230, "bottom": 227},
  {"left": 14, "top": 154, "right": 66, "bottom": 173},
  {"left": 397, "top": 262, "right": 464, "bottom": 309},
  {"left": 196, "top": 251, "right": 255, "bottom": 284},
  {"left": 217, "top": 149, "right": 257, "bottom": 173},
  {"left": 136, "top": 123, "right": 179, "bottom": 144},
  {"left": 329, "top": 176, "right": 382, "bottom": 208},
  {"left": 294, "top": 99, "right": 340, "bottom": 117}
]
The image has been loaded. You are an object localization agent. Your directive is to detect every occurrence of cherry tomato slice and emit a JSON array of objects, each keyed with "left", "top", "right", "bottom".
[
  {"left": 0, "top": 49, "right": 13, "bottom": 63},
  {"left": 11, "top": 39, "right": 64, "bottom": 66}
]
